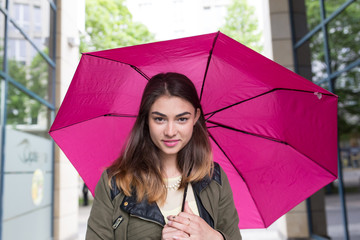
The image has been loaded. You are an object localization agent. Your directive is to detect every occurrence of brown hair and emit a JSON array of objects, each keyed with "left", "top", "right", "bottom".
[{"left": 107, "top": 72, "right": 213, "bottom": 204}]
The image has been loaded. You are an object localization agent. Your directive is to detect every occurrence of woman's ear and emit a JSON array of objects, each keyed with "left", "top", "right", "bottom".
[{"left": 194, "top": 108, "right": 201, "bottom": 125}]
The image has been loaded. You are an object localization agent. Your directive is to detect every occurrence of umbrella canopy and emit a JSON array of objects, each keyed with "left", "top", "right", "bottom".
[{"left": 49, "top": 32, "right": 338, "bottom": 229}]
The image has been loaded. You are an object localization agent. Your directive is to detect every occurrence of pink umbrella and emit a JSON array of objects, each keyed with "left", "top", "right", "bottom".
[{"left": 49, "top": 32, "right": 338, "bottom": 229}]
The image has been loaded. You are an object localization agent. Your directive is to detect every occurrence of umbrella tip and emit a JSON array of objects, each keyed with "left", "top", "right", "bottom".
[{"left": 314, "top": 92, "right": 323, "bottom": 100}]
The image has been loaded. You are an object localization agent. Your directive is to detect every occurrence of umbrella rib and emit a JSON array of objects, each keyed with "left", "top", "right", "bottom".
[
  {"left": 204, "top": 88, "right": 336, "bottom": 118},
  {"left": 207, "top": 120, "right": 288, "bottom": 145},
  {"left": 208, "top": 131, "right": 267, "bottom": 227},
  {"left": 209, "top": 121, "right": 337, "bottom": 178},
  {"left": 208, "top": 131, "right": 245, "bottom": 182},
  {"left": 288, "top": 144, "right": 338, "bottom": 179},
  {"left": 49, "top": 114, "right": 137, "bottom": 132},
  {"left": 129, "top": 65, "right": 150, "bottom": 80},
  {"left": 84, "top": 53, "right": 150, "bottom": 80},
  {"left": 207, "top": 122, "right": 337, "bottom": 178},
  {"left": 199, "top": 31, "right": 220, "bottom": 102}
]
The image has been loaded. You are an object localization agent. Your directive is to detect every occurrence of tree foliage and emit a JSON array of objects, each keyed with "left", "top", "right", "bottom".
[
  {"left": 221, "top": 0, "right": 263, "bottom": 53},
  {"left": 305, "top": 0, "right": 360, "bottom": 140},
  {"left": 7, "top": 51, "right": 48, "bottom": 126},
  {"left": 81, "top": 0, "right": 154, "bottom": 52}
]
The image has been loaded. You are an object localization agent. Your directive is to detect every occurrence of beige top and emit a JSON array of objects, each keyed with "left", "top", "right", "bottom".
[{"left": 158, "top": 176, "right": 200, "bottom": 223}]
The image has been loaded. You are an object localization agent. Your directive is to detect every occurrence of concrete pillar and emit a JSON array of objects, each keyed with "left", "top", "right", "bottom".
[{"left": 54, "top": 0, "right": 84, "bottom": 239}]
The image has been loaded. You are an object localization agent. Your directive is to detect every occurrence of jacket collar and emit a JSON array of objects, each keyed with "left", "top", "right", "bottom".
[
  {"left": 120, "top": 192, "right": 165, "bottom": 226},
  {"left": 113, "top": 162, "right": 222, "bottom": 226},
  {"left": 192, "top": 162, "right": 221, "bottom": 194}
]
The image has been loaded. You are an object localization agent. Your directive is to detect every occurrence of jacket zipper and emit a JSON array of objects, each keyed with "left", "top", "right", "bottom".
[
  {"left": 129, "top": 214, "right": 164, "bottom": 227},
  {"left": 112, "top": 216, "right": 124, "bottom": 229}
]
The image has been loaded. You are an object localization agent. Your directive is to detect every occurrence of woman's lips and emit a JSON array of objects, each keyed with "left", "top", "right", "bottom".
[{"left": 163, "top": 140, "right": 180, "bottom": 147}]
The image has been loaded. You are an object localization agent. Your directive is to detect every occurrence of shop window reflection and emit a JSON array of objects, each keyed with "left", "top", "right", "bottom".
[{"left": 6, "top": 84, "right": 51, "bottom": 139}]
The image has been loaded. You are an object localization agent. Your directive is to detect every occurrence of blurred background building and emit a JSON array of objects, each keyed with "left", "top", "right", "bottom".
[{"left": 0, "top": 0, "right": 358, "bottom": 239}]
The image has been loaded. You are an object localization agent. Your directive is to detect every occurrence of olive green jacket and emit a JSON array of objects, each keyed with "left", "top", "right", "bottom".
[{"left": 86, "top": 164, "right": 241, "bottom": 240}]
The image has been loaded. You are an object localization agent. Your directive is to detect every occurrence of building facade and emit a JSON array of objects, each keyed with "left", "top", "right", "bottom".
[{"left": 0, "top": 0, "right": 83, "bottom": 239}]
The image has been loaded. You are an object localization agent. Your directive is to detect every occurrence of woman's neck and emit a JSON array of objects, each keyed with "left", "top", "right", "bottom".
[{"left": 161, "top": 154, "right": 181, "bottom": 178}]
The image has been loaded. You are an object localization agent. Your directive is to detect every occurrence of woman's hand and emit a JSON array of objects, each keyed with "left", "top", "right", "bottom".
[
  {"left": 162, "top": 224, "right": 190, "bottom": 240},
  {"left": 165, "top": 201, "right": 224, "bottom": 240}
]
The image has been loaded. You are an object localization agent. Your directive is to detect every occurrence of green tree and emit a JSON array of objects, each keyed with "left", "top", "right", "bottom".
[
  {"left": 7, "top": 60, "right": 28, "bottom": 125},
  {"left": 221, "top": 0, "right": 263, "bottom": 53},
  {"left": 28, "top": 50, "right": 49, "bottom": 123},
  {"left": 6, "top": 49, "right": 49, "bottom": 125},
  {"left": 81, "top": 0, "right": 154, "bottom": 52}
]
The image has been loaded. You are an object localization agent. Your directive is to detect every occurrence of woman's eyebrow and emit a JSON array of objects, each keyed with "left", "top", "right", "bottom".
[
  {"left": 176, "top": 112, "right": 191, "bottom": 117},
  {"left": 151, "top": 111, "right": 166, "bottom": 117},
  {"left": 150, "top": 111, "right": 191, "bottom": 117}
]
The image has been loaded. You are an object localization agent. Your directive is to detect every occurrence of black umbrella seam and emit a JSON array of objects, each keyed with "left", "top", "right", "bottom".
[
  {"left": 199, "top": 31, "right": 220, "bottom": 102},
  {"left": 209, "top": 126, "right": 337, "bottom": 228},
  {"left": 49, "top": 114, "right": 137, "bottom": 133},
  {"left": 207, "top": 120, "right": 288, "bottom": 145},
  {"left": 208, "top": 131, "right": 267, "bottom": 228},
  {"left": 204, "top": 88, "right": 336, "bottom": 119},
  {"left": 287, "top": 144, "right": 338, "bottom": 179},
  {"left": 208, "top": 121, "right": 337, "bottom": 178},
  {"left": 84, "top": 53, "right": 150, "bottom": 80}
]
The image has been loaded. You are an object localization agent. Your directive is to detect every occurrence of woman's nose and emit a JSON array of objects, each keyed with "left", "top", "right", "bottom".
[{"left": 164, "top": 122, "right": 177, "bottom": 137}]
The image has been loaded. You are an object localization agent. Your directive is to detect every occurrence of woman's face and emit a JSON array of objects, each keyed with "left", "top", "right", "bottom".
[{"left": 148, "top": 95, "right": 200, "bottom": 161}]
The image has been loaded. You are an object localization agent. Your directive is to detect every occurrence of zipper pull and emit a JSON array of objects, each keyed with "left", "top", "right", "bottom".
[{"left": 112, "top": 216, "right": 123, "bottom": 229}]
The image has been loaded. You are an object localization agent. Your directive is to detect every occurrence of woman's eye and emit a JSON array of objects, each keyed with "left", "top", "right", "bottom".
[
  {"left": 154, "top": 117, "right": 165, "bottom": 122},
  {"left": 178, "top": 118, "right": 188, "bottom": 122}
]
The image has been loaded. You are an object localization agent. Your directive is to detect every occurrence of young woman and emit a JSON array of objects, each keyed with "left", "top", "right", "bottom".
[{"left": 86, "top": 72, "right": 241, "bottom": 240}]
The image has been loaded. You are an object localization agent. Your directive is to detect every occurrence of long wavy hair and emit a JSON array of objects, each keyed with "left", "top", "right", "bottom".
[{"left": 107, "top": 72, "right": 213, "bottom": 204}]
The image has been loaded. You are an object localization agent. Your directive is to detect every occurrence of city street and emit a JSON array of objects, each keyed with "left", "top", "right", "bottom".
[{"left": 326, "top": 193, "right": 360, "bottom": 240}]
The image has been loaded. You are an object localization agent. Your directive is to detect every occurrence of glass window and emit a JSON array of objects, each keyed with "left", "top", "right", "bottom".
[
  {"left": 0, "top": 77, "right": 3, "bottom": 125},
  {"left": 1, "top": 1, "right": 55, "bottom": 239},
  {"left": 19, "top": 39, "right": 27, "bottom": 59},
  {"left": 45, "top": 2, "right": 53, "bottom": 55},
  {"left": 8, "top": 24, "right": 52, "bottom": 102},
  {"left": 291, "top": 0, "right": 319, "bottom": 41},
  {"left": 33, "top": 37, "right": 44, "bottom": 57},
  {"left": 48, "top": 6, "right": 56, "bottom": 62},
  {"left": 0, "top": 12, "right": 4, "bottom": 71},
  {"left": 334, "top": 67, "right": 360, "bottom": 142},
  {"left": 34, "top": 6, "right": 42, "bottom": 32},
  {"left": 296, "top": 31, "right": 328, "bottom": 83},
  {"left": 10, "top": 0, "right": 51, "bottom": 51},
  {"left": 6, "top": 84, "right": 51, "bottom": 139},
  {"left": 327, "top": 2, "right": 360, "bottom": 73},
  {"left": 12, "top": 3, "right": 30, "bottom": 34},
  {"left": 325, "top": 0, "right": 347, "bottom": 16},
  {"left": 305, "top": 0, "right": 322, "bottom": 30}
]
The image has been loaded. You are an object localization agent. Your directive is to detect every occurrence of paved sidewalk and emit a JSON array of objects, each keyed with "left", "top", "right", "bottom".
[
  {"left": 79, "top": 205, "right": 91, "bottom": 240},
  {"left": 326, "top": 193, "right": 360, "bottom": 240}
]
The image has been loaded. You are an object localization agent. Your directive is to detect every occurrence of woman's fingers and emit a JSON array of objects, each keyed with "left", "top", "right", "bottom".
[
  {"left": 167, "top": 214, "right": 193, "bottom": 229},
  {"left": 183, "top": 201, "right": 194, "bottom": 214},
  {"left": 165, "top": 200, "right": 224, "bottom": 240},
  {"left": 162, "top": 225, "right": 189, "bottom": 240},
  {"left": 166, "top": 206, "right": 224, "bottom": 240},
  {"left": 167, "top": 219, "right": 192, "bottom": 234}
]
